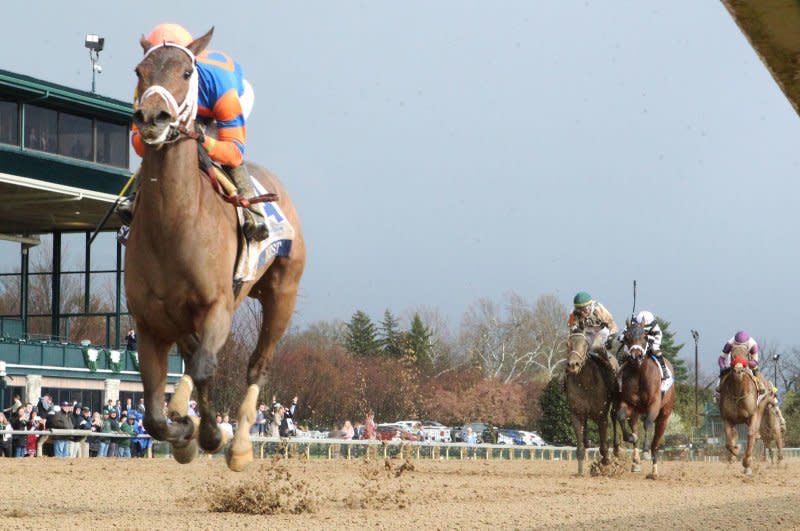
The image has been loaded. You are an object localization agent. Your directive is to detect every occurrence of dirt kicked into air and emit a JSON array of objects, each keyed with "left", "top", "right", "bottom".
[{"left": 0, "top": 456, "right": 797, "bottom": 530}]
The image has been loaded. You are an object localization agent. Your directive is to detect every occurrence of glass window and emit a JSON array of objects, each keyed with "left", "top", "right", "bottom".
[
  {"left": 24, "top": 105, "right": 57, "bottom": 154},
  {"left": 96, "top": 120, "right": 129, "bottom": 168},
  {"left": 58, "top": 112, "right": 92, "bottom": 161},
  {"left": 0, "top": 100, "right": 19, "bottom": 145}
]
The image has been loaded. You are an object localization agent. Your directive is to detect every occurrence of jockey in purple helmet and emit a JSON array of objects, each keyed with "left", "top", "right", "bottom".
[{"left": 718, "top": 331, "right": 765, "bottom": 393}]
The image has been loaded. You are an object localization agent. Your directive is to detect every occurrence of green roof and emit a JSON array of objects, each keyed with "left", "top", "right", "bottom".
[{"left": 0, "top": 68, "right": 132, "bottom": 122}]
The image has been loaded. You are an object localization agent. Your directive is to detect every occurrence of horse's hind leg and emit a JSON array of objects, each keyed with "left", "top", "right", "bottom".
[{"left": 227, "top": 258, "right": 302, "bottom": 472}]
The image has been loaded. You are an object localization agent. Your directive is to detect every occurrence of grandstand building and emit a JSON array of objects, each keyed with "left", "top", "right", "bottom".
[{"left": 0, "top": 69, "right": 181, "bottom": 412}]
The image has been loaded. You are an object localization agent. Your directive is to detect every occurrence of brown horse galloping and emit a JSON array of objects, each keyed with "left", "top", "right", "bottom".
[
  {"left": 719, "top": 357, "right": 770, "bottom": 475},
  {"left": 125, "top": 28, "right": 305, "bottom": 471},
  {"left": 617, "top": 320, "right": 675, "bottom": 478},
  {"left": 564, "top": 331, "right": 619, "bottom": 476},
  {"left": 760, "top": 399, "right": 784, "bottom": 466}
]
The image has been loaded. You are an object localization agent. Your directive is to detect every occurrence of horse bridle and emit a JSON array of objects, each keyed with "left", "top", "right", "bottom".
[
  {"left": 136, "top": 42, "right": 199, "bottom": 146},
  {"left": 567, "top": 332, "right": 589, "bottom": 368}
]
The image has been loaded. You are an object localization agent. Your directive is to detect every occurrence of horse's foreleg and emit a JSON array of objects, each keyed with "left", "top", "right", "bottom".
[
  {"left": 647, "top": 411, "right": 669, "bottom": 479},
  {"left": 616, "top": 403, "right": 636, "bottom": 445},
  {"left": 572, "top": 415, "right": 586, "bottom": 476},
  {"left": 138, "top": 333, "right": 195, "bottom": 453},
  {"left": 182, "top": 302, "right": 233, "bottom": 455},
  {"left": 227, "top": 263, "right": 301, "bottom": 472},
  {"left": 742, "top": 418, "right": 759, "bottom": 475},
  {"left": 724, "top": 421, "right": 738, "bottom": 463},
  {"left": 611, "top": 404, "right": 621, "bottom": 458},
  {"left": 598, "top": 415, "right": 610, "bottom": 465}
]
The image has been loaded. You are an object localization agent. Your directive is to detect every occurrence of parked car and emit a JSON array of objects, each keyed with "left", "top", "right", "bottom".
[
  {"left": 519, "top": 430, "right": 547, "bottom": 447},
  {"left": 499, "top": 429, "right": 527, "bottom": 445},
  {"left": 376, "top": 423, "right": 421, "bottom": 442},
  {"left": 419, "top": 420, "right": 452, "bottom": 443},
  {"left": 483, "top": 427, "right": 514, "bottom": 445},
  {"left": 393, "top": 420, "right": 452, "bottom": 442}
]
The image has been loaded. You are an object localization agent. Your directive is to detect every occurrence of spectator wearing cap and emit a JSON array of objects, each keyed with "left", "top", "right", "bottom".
[
  {"left": 76, "top": 406, "right": 92, "bottom": 458},
  {"left": 117, "top": 414, "right": 135, "bottom": 457},
  {"left": 101, "top": 409, "right": 120, "bottom": 457},
  {"left": 51, "top": 403, "right": 73, "bottom": 457},
  {"left": 69, "top": 402, "right": 84, "bottom": 458}
]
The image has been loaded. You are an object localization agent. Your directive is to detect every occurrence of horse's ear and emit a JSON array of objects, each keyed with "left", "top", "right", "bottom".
[
  {"left": 140, "top": 35, "right": 153, "bottom": 54},
  {"left": 188, "top": 27, "right": 214, "bottom": 55}
]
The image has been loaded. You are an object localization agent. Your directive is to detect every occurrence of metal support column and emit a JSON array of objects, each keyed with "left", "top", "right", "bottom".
[
  {"left": 51, "top": 231, "right": 62, "bottom": 339},
  {"left": 114, "top": 238, "right": 122, "bottom": 349},
  {"left": 84, "top": 231, "right": 91, "bottom": 313},
  {"left": 20, "top": 244, "right": 30, "bottom": 335}
]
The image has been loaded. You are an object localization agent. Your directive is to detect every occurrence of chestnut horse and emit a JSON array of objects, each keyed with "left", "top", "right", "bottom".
[
  {"left": 617, "top": 319, "right": 675, "bottom": 478},
  {"left": 564, "top": 331, "right": 619, "bottom": 476},
  {"left": 760, "top": 400, "right": 784, "bottom": 466},
  {"left": 719, "top": 355, "right": 770, "bottom": 475},
  {"left": 125, "top": 28, "right": 305, "bottom": 471}
]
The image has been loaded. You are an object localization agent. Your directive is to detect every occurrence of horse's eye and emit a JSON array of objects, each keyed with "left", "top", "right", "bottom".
[{"left": 183, "top": 68, "right": 193, "bottom": 80}]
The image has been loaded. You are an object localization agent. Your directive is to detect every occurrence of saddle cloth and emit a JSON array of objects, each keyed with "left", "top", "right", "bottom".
[
  {"left": 234, "top": 176, "right": 294, "bottom": 283},
  {"left": 649, "top": 354, "right": 674, "bottom": 394}
]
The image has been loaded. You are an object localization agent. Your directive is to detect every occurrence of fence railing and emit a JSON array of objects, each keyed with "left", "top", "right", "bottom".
[{"left": 8, "top": 430, "right": 800, "bottom": 462}]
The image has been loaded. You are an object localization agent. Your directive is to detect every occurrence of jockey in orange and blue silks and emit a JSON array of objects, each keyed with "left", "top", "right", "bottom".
[
  {"left": 127, "top": 23, "right": 267, "bottom": 242},
  {"left": 131, "top": 23, "right": 254, "bottom": 168}
]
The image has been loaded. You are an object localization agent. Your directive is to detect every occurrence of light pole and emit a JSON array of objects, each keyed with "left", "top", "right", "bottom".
[
  {"left": 773, "top": 354, "right": 780, "bottom": 389},
  {"left": 691, "top": 330, "right": 699, "bottom": 428},
  {"left": 85, "top": 34, "right": 104, "bottom": 93}
]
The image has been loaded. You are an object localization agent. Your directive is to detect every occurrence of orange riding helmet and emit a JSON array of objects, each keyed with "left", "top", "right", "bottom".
[{"left": 146, "top": 23, "right": 193, "bottom": 47}]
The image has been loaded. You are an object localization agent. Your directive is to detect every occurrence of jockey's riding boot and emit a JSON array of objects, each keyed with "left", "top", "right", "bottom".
[
  {"left": 115, "top": 170, "right": 140, "bottom": 225},
  {"left": 655, "top": 352, "right": 669, "bottom": 380},
  {"left": 116, "top": 193, "right": 135, "bottom": 225},
  {"left": 228, "top": 163, "right": 269, "bottom": 242}
]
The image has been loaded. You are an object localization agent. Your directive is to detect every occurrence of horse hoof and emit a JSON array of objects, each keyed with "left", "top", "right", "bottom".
[
  {"left": 646, "top": 473, "right": 658, "bottom": 480},
  {"left": 631, "top": 464, "right": 642, "bottom": 473},
  {"left": 172, "top": 440, "right": 198, "bottom": 464},
  {"left": 743, "top": 467, "right": 753, "bottom": 476},
  {"left": 225, "top": 440, "right": 253, "bottom": 472}
]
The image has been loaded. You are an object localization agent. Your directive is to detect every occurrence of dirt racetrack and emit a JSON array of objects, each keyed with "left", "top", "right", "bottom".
[{"left": 2, "top": 455, "right": 798, "bottom": 530}]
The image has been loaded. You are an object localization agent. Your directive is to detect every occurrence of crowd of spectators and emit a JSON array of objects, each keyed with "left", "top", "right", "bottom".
[{"left": 1, "top": 393, "right": 150, "bottom": 458}]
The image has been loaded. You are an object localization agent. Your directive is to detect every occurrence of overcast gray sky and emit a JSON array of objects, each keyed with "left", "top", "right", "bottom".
[{"left": 1, "top": 1, "right": 798, "bottom": 373}]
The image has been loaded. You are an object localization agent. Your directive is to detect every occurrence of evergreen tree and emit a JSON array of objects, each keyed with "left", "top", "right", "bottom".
[
  {"left": 537, "top": 377, "right": 575, "bottom": 445},
  {"left": 405, "top": 313, "right": 433, "bottom": 370},
  {"left": 344, "top": 310, "right": 379, "bottom": 356},
  {"left": 656, "top": 317, "right": 688, "bottom": 383},
  {"left": 378, "top": 309, "right": 404, "bottom": 358}
]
